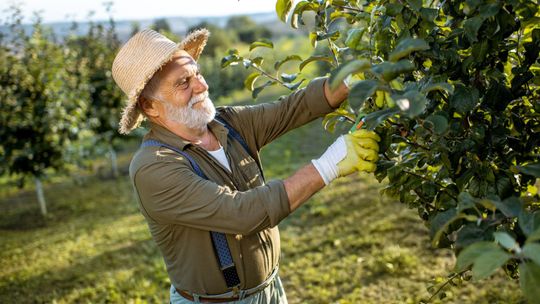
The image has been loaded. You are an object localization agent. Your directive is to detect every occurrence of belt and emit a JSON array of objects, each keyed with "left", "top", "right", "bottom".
[{"left": 176, "top": 267, "right": 278, "bottom": 303}]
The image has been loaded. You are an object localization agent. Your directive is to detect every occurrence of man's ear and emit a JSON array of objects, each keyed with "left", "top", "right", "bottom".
[{"left": 139, "top": 96, "right": 160, "bottom": 118}]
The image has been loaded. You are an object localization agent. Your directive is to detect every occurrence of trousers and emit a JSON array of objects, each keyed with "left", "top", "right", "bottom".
[{"left": 169, "top": 275, "right": 288, "bottom": 304}]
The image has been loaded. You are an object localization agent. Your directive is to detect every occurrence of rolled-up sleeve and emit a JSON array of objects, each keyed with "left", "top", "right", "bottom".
[
  {"left": 220, "top": 77, "right": 335, "bottom": 150},
  {"left": 133, "top": 158, "right": 291, "bottom": 236}
]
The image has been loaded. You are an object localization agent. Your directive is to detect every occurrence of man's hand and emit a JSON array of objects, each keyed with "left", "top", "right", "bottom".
[
  {"left": 311, "top": 129, "right": 381, "bottom": 185},
  {"left": 283, "top": 129, "right": 380, "bottom": 212}
]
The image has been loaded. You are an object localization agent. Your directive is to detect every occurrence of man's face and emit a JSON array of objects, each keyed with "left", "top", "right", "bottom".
[{"left": 152, "top": 51, "right": 215, "bottom": 130}]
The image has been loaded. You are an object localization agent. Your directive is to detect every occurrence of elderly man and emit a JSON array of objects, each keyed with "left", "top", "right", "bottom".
[{"left": 112, "top": 29, "right": 380, "bottom": 304}]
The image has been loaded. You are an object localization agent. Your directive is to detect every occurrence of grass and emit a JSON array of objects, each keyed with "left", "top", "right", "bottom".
[{"left": 0, "top": 116, "right": 525, "bottom": 303}]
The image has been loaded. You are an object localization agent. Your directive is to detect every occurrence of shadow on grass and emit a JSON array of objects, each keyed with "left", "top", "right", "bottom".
[
  {"left": 0, "top": 172, "right": 136, "bottom": 231},
  {"left": 0, "top": 238, "right": 159, "bottom": 304}
]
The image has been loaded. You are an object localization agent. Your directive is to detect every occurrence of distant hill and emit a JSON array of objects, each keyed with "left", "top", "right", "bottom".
[{"left": 0, "top": 12, "right": 300, "bottom": 42}]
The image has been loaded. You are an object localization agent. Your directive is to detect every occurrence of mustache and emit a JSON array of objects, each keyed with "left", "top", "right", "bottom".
[{"left": 188, "top": 92, "right": 209, "bottom": 107}]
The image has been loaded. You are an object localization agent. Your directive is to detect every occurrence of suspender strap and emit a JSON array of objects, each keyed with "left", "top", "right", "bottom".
[
  {"left": 214, "top": 116, "right": 265, "bottom": 181},
  {"left": 141, "top": 139, "right": 241, "bottom": 288},
  {"left": 142, "top": 140, "right": 207, "bottom": 178},
  {"left": 214, "top": 117, "right": 252, "bottom": 158}
]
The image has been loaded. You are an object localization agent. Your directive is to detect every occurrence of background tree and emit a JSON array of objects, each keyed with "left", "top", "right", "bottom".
[
  {"left": 67, "top": 9, "right": 125, "bottom": 178},
  {"left": 224, "top": 0, "right": 540, "bottom": 301},
  {"left": 187, "top": 21, "right": 237, "bottom": 55},
  {"left": 130, "top": 21, "right": 141, "bottom": 37},
  {"left": 226, "top": 15, "right": 272, "bottom": 43},
  {"left": 151, "top": 17, "right": 171, "bottom": 33},
  {"left": 0, "top": 9, "right": 88, "bottom": 215}
]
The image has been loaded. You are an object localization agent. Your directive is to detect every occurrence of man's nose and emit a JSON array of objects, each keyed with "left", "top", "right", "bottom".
[{"left": 192, "top": 75, "right": 208, "bottom": 94}]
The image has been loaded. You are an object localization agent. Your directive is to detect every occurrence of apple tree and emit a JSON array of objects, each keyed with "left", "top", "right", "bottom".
[{"left": 222, "top": 0, "right": 540, "bottom": 301}]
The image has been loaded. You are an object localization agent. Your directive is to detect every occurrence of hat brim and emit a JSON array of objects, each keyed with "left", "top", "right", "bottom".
[{"left": 118, "top": 28, "right": 210, "bottom": 134}]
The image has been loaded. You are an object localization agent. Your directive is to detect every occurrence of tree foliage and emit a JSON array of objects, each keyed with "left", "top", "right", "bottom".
[
  {"left": 226, "top": 16, "right": 273, "bottom": 43},
  {"left": 66, "top": 12, "right": 125, "bottom": 177},
  {"left": 0, "top": 3, "right": 128, "bottom": 212},
  {"left": 151, "top": 18, "right": 172, "bottom": 33},
  {"left": 0, "top": 9, "right": 88, "bottom": 183},
  {"left": 225, "top": 0, "right": 540, "bottom": 301},
  {"left": 188, "top": 22, "right": 238, "bottom": 55}
]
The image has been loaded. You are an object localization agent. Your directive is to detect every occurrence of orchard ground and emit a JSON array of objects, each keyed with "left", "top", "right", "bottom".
[{"left": 0, "top": 90, "right": 525, "bottom": 303}]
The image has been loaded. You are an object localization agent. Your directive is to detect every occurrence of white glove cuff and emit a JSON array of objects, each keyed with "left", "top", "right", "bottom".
[{"left": 311, "top": 135, "right": 347, "bottom": 185}]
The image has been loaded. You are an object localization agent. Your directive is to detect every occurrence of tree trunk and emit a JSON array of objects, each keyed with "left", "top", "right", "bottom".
[
  {"left": 109, "top": 144, "right": 118, "bottom": 178},
  {"left": 35, "top": 177, "right": 47, "bottom": 215}
]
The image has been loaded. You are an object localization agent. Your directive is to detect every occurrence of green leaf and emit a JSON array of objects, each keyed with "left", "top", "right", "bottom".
[
  {"left": 389, "top": 38, "right": 430, "bottom": 62},
  {"left": 322, "top": 106, "right": 355, "bottom": 133},
  {"left": 523, "top": 243, "right": 540, "bottom": 265},
  {"left": 519, "top": 210, "right": 540, "bottom": 237},
  {"left": 290, "top": 1, "right": 318, "bottom": 29},
  {"left": 280, "top": 73, "right": 297, "bottom": 83},
  {"left": 450, "top": 85, "right": 479, "bottom": 113},
  {"left": 421, "top": 82, "right": 454, "bottom": 95},
  {"left": 386, "top": 3, "right": 404, "bottom": 16},
  {"left": 227, "top": 48, "right": 239, "bottom": 56},
  {"left": 457, "top": 192, "right": 476, "bottom": 212},
  {"left": 284, "top": 79, "right": 305, "bottom": 91},
  {"left": 249, "top": 39, "right": 274, "bottom": 51},
  {"left": 221, "top": 51, "right": 241, "bottom": 68},
  {"left": 363, "top": 107, "right": 400, "bottom": 130},
  {"left": 323, "top": 108, "right": 355, "bottom": 133},
  {"left": 348, "top": 80, "right": 379, "bottom": 108},
  {"left": 456, "top": 241, "right": 499, "bottom": 271},
  {"left": 492, "top": 196, "right": 522, "bottom": 218},
  {"left": 479, "top": 3, "right": 501, "bottom": 18},
  {"left": 309, "top": 31, "right": 318, "bottom": 48},
  {"left": 420, "top": 8, "right": 439, "bottom": 22},
  {"left": 472, "top": 40, "right": 489, "bottom": 62},
  {"left": 252, "top": 80, "right": 274, "bottom": 99},
  {"left": 471, "top": 248, "right": 511, "bottom": 280},
  {"left": 276, "top": 0, "right": 293, "bottom": 22},
  {"left": 464, "top": 15, "right": 485, "bottom": 43},
  {"left": 329, "top": 60, "right": 371, "bottom": 91},
  {"left": 251, "top": 57, "right": 264, "bottom": 67},
  {"left": 274, "top": 55, "right": 302, "bottom": 71},
  {"left": 493, "top": 232, "right": 520, "bottom": 251},
  {"left": 519, "top": 262, "right": 540, "bottom": 304},
  {"left": 495, "top": 177, "right": 513, "bottom": 199},
  {"left": 430, "top": 208, "right": 458, "bottom": 247},
  {"left": 405, "top": 0, "right": 422, "bottom": 11},
  {"left": 456, "top": 223, "right": 486, "bottom": 250},
  {"left": 372, "top": 60, "right": 415, "bottom": 82},
  {"left": 517, "top": 163, "right": 540, "bottom": 178},
  {"left": 299, "top": 56, "right": 333, "bottom": 71},
  {"left": 244, "top": 72, "right": 260, "bottom": 91},
  {"left": 425, "top": 115, "right": 448, "bottom": 134},
  {"left": 395, "top": 90, "right": 427, "bottom": 118},
  {"left": 345, "top": 28, "right": 366, "bottom": 50},
  {"left": 526, "top": 227, "right": 540, "bottom": 244}
]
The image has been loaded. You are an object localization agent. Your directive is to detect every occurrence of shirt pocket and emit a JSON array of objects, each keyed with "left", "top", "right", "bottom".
[{"left": 236, "top": 153, "right": 263, "bottom": 188}]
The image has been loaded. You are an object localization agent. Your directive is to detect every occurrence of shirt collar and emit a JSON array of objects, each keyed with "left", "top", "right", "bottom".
[{"left": 144, "top": 118, "right": 229, "bottom": 151}]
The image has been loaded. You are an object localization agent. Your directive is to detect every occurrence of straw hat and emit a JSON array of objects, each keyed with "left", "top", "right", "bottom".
[{"left": 112, "top": 28, "right": 209, "bottom": 134}]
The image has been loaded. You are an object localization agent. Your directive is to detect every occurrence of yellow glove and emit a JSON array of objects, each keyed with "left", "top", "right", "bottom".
[
  {"left": 337, "top": 129, "right": 381, "bottom": 175},
  {"left": 312, "top": 129, "right": 381, "bottom": 185}
]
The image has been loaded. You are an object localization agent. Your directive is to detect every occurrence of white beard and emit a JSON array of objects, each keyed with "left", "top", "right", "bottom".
[{"left": 164, "top": 92, "right": 216, "bottom": 131}]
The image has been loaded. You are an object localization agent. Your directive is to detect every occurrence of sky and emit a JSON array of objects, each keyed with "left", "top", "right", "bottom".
[{"left": 0, "top": 0, "right": 278, "bottom": 23}]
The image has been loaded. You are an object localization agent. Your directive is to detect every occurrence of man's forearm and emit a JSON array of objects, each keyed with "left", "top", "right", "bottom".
[
  {"left": 323, "top": 79, "right": 349, "bottom": 108},
  {"left": 283, "top": 164, "right": 325, "bottom": 212}
]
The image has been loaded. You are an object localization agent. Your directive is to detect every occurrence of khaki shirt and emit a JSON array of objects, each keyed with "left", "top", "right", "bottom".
[{"left": 129, "top": 77, "right": 334, "bottom": 295}]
